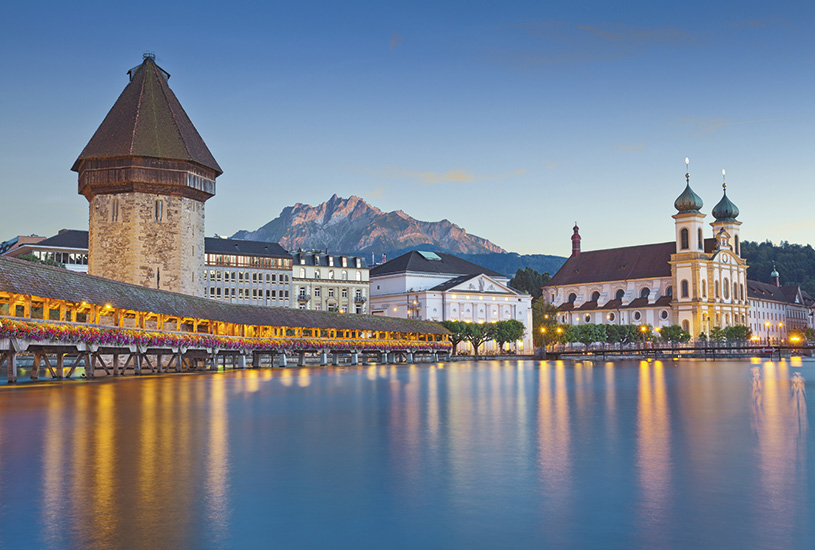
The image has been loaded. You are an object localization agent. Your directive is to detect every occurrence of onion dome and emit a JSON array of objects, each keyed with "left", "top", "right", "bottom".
[
  {"left": 674, "top": 175, "right": 704, "bottom": 213},
  {"left": 770, "top": 264, "right": 779, "bottom": 278},
  {"left": 712, "top": 183, "right": 739, "bottom": 221}
]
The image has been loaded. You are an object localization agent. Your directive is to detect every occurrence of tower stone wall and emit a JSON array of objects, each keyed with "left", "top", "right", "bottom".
[{"left": 89, "top": 193, "right": 204, "bottom": 295}]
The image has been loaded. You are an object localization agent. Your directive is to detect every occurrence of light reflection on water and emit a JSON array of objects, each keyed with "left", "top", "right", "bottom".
[{"left": 0, "top": 359, "right": 812, "bottom": 548}]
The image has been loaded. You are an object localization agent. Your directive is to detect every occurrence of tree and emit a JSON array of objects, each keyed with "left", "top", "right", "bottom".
[
  {"left": 606, "top": 324, "right": 639, "bottom": 345},
  {"left": 575, "top": 324, "right": 606, "bottom": 346},
  {"left": 532, "top": 299, "right": 559, "bottom": 346},
  {"left": 463, "top": 323, "right": 495, "bottom": 356},
  {"left": 709, "top": 326, "right": 726, "bottom": 342},
  {"left": 439, "top": 320, "right": 467, "bottom": 355},
  {"left": 17, "top": 253, "right": 65, "bottom": 269},
  {"left": 509, "top": 268, "right": 550, "bottom": 299},
  {"left": 660, "top": 325, "right": 691, "bottom": 343},
  {"left": 493, "top": 320, "right": 525, "bottom": 352},
  {"left": 722, "top": 325, "right": 751, "bottom": 342}
]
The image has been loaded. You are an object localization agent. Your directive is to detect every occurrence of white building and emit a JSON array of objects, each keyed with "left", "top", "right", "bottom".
[
  {"left": 204, "top": 237, "right": 292, "bottom": 306},
  {"left": 291, "top": 251, "right": 369, "bottom": 314},
  {"left": 370, "top": 251, "right": 533, "bottom": 353},
  {"left": 1, "top": 230, "right": 89, "bottom": 273},
  {"left": 747, "top": 268, "right": 814, "bottom": 343}
]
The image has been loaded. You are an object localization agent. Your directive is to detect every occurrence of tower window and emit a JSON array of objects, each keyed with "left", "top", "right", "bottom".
[
  {"left": 154, "top": 199, "right": 163, "bottom": 222},
  {"left": 680, "top": 228, "right": 689, "bottom": 250},
  {"left": 735, "top": 235, "right": 740, "bottom": 256},
  {"left": 111, "top": 198, "right": 119, "bottom": 222},
  {"left": 681, "top": 280, "right": 689, "bottom": 298},
  {"left": 698, "top": 228, "right": 703, "bottom": 250}
]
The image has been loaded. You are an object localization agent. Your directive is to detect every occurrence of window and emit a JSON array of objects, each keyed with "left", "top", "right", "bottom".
[
  {"left": 608, "top": 313, "right": 615, "bottom": 322},
  {"left": 698, "top": 228, "right": 703, "bottom": 250},
  {"left": 723, "top": 278, "right": 729, "bottom": 299},
  {"left": 666, "top": 286, "right": 673, "bottom": 297},
  {"left": 615, "top": 289, "right": 625, "bottom": 300},
  {"left": 568, "top": 293, "right": 577, "bottom": 303},
  {"left": 584, "top": 314, "right": 591, "bottom": 323},
  {"left": 740, "top": 284, "right": 744, "bottom": 300},
  {"left": 328, "top": 288, "right": 335, "bottom": 298},
  {"left": 111, "top": 199, "right": 119, "bottom": 222},
  {"left": 300, "top": 268, "right": 305, "bottom": 278},
  {"left": 680, "top": 228, "right": 689, "bottom": 250},
  {"left": 314, "top": 288, "right": 321, "bottom": 297},
  {"left": 702, "top": 280, "right": 706, "bottom": 298},
  {"left": 591, "top": 291, "right": 600, "bottom": 302},
  {"left": 715, "top": 281, "right": 720, "bottom": 298},
  {"left": 342, "top": 288, "right": 348, "bottom": 298},
  {"left": 342, "top": 270, "right": 348, "bottom": 281},
  {"left": 682, "top": 320, "right": 690, "bottom": 331},
  {"left": 356, "top": 272, "right": 361, "bottom": 281},
  {"left": 735, "top": 235, "right": 740, "bottom": 256},
  {"left": 315, "top": 270, "right": 321, "bottom": 279},
  {"left": 328, "top": 270, "right": 334, "bottom": 280},
  {"left": 154, "top": 199, "right": 163, "bottom": 222},
  {"left": 681, "top": 280, "right": 689, "bottom": 298},
  {"left": 634, "top": 311, "right": 641, "bottom": 321},
  {"left": 661, "top": 310, "right": 669, "bottom": 320},
  {"left": 734, "top": 282, "right": 738, "bottom": 302},
  {"left": 640, "top": 288, "right": 650, "bottom": 299}
]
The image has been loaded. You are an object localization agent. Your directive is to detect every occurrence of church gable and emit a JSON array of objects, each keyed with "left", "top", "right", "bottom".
[{"left": 438, "top": 274, "right": 519, "bottom": 295}]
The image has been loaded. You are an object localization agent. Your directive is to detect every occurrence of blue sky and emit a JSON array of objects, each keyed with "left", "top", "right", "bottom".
[{"left": 1, "top": 1, "right": 812, "bottom": 256}]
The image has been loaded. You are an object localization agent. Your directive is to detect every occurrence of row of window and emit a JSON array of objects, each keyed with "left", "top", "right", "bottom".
[
  {"left": 297, "top": 256, "right": 361, "bottom": 268},
  {"left": 206, "top": 254, "right": 292, "bottom": 270},
  {"left": 297, "top": 287, "right": 365, "bottom": 299},
  {"left": 206, "top": 270, "right": 290, "bottom": 284},
  {"left": 31, "top": 251, "right": 88, "bottom": 265},
  {"left": 209, "top": 287, "right": 290, "bottom": 300},
  {"left": 298, "top": 268, "right": 362, "bottom": 281}
]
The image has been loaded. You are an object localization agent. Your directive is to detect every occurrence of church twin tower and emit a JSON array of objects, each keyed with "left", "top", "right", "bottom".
[{"left": 71, "top": 54, "right": 221, "bottom": 297}]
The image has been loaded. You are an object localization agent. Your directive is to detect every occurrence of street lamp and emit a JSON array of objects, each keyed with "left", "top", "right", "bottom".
[
  {"left": 640, "top": 324, "right": 647, "bottom": 347},
  {"left": 540, "top": 327, "right": 547, "bottom": 359}
]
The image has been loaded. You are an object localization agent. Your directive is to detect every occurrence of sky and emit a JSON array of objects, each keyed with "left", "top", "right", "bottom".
[{"left": 1, "top": 0, "right": 813, "bottom": 256}]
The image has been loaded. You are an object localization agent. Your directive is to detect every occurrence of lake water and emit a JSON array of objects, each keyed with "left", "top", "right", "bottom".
[{"left": 0, "top": 358, "right": 812, "bottom": 549}]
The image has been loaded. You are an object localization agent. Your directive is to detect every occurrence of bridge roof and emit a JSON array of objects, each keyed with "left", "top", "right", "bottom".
[{"left": 0, "top": 257, "right": 447, "bottom": 335}]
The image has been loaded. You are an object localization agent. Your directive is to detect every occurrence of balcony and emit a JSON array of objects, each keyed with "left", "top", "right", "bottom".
[
  {"left": 297, "top": 294, "right": 311, "bottom": 303},
  {"left": 354, "top": 296, "right": 367, "bottom": 303}
]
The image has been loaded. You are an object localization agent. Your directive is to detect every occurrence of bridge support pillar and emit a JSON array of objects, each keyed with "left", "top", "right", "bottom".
[
  {"left": 320, "top": 351, "right": 328, "bottom": 366},
  {"left": 332, "top": 352, "right": 340, "bottom": 366},
  {"left": 31, "top": 352, "right": 41, "bottom": 380},
  {"left": 279, "top": 353, "right": 288, "bottom": 368},
  {"left": 298, "top": 351, "right": 306, "bottom": 367},
  {"left": 406, "top": 352, "right": 414, "bottom": 364},
  {"left": 5, "top": 351, "right": 17, "bottom": 384},
  {"left": 351, "top": 352, "right": 359, "bottom": 366},
  {"left": 56, "top": 354, "right": 64, "bottom": 379},
  {"left": 238, "top": 354, "right": 247, "bottom": 370},
  {"left": 134, "top": 354, "right": 142, "bottom": 375},
  {"left": 252, "top": 353, "right": 261, "bottom": 369}
]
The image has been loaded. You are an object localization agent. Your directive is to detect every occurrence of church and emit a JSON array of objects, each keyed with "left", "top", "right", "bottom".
[{"left": 543, "top": 167, "right": 748, "bottom": 338}]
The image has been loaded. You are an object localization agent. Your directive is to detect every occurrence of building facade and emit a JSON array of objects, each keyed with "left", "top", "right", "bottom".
[
  {"left": 1, "top": 230, "right": 88, "bottom": 273},
  {"left": 544, "top": 172, "right": 749, "bottom": 338},
  {"left": 747, "top": 268, "right": 815, "bottom": 343},
  {"left": 72, "top": 54, "right": 222, "bottom": 297},
  {"left": 370, "top": 251, "right": 533, "bottom": 353},
  {"left": 291, "top": 252, "right": 369, "bottom": 314},
  {"left": 204, "top": 238, "right": 292, "bottom": 307}
]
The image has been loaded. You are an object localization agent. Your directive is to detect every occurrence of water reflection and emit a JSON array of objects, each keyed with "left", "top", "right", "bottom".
[
  {"left": 1, "top": 360, "right": 813, "bottom": 548},
  {"left": 636, "top": 360, "right": 672, "bottom": 546}
]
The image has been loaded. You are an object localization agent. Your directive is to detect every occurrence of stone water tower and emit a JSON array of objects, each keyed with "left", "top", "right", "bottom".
[{"left": 71, "top": 54, "right": 222, "bottom": 296}]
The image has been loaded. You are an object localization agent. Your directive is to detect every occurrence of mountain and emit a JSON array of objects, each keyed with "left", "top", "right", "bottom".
[
  {"left": 232, "top": 194, "right": 507, "bottom": 255},
  {"left": 458, "top": 253, "right": 566, "bottom": 279}
]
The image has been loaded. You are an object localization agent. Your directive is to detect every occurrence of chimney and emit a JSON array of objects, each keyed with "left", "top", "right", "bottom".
[{"left": 571, "top": 223, "right": 581, "bottom": 257}]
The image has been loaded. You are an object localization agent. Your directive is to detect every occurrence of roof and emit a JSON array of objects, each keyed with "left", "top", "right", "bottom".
[
  {"left": 370, "top": 251, "right": 503, "bottom": 278},
  {"left": 545, "top": 239, "right": 717, "bottom": 287},
  {"left": 36, "top": 230, "right": 88, "bottom": 250},
  {"left": 292, "top": 252, "right": 367, "bottom": 268},
  {"left": 0, "top": 257, "right": 446, "bottom": 334},
  {"left": 429, "top": 274, "right": 480, "bottom": 292},
  {"left": 72, "top": 56, "right": 222, "bottom": 175},
  {"left": 747, "top": 280, "right": 793, "bottom": 304},
  {"left": 205, "top": 237, "right": 289, "bottom": 258}
]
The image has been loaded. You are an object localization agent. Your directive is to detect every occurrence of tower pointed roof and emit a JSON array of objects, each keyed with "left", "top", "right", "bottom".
[
  {"left": 712, "top": 183, "right": 739, "bottom": 221},
  {"left": 71, "top": 55, "right": 222, "bottom": 175}
]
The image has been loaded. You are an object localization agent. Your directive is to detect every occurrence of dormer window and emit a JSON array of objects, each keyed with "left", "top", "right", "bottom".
[
  {"left": 328, "top": 257, "right": 334, "bottom": 267},
  {"left": 341, "top": 257, "right": 347, "bottom": 267}
]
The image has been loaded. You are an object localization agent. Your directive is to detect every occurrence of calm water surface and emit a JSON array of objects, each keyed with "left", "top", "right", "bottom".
[{"left": 0, "top": 358, "right": 812, "bottom": 549}]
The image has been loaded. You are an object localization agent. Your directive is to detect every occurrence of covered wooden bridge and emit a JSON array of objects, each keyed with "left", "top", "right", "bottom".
[{"left": 0, "top": 258, "right": 451, "bottom": 383}]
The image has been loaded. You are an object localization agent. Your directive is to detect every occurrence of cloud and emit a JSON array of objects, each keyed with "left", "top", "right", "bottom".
[
  {"left": 352, "top": 165, "right": 527, "bottom": 185},
  {"left": 389, "top": 31, "right": 403, "bottom": 50},
  {"left": 615, "top": 141, "right": 647, "bottom": 153},
  {"left": 495, "top": 21, "right": 695, "bottom": 67},
  {"left": 674, "top": 116, "right": 794, "bottom": 137}
]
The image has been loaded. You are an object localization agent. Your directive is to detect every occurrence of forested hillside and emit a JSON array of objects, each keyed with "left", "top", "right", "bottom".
[{"left": 742, "top": 240, "right": 815, "bottom": 295}]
